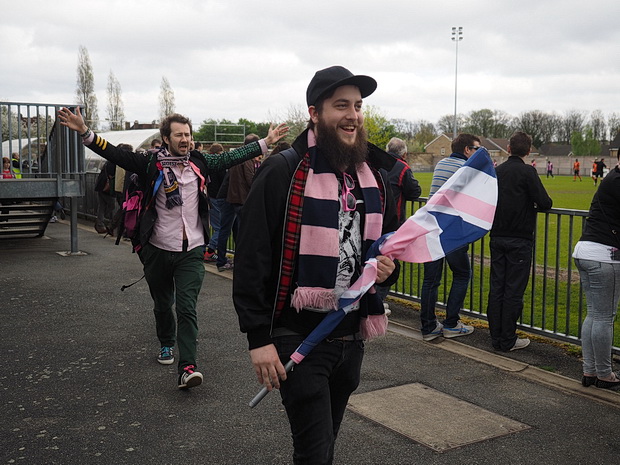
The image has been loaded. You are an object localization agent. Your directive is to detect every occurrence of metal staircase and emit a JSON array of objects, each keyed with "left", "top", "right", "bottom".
[
  {"left": 0, "top": 197, "right": 58, "bottom": 237},
  {"left": 1, "top": 101, "right": 84, "bottom": 250}
]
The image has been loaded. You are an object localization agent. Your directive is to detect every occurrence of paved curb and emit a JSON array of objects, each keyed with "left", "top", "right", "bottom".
[{"left": 389, "top": 320, "right": 620, "bottom": 408}]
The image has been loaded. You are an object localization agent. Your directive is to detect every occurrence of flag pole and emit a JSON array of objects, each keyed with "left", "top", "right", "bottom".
[{"left": 249, "top": 359, "right": 296, "bottom": 408}]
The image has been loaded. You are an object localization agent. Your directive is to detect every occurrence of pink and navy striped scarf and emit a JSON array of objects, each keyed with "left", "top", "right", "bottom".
[{"left": 275, "top": 132, "right": 384, "bottom": 315}]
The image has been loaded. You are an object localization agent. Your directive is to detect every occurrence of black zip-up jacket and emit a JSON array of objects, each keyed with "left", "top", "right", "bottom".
[
  {"left": 385, "top": 152, "right": 421, "bottom": 225},
  {"left": 85, "top": 133, "right": 264, "bottom": 249},
  {"left": 580, "top": 165, "right": 620, "bottom": 247},
  {"left": 94, "top": 160, "right": 116, "bottom": 195},
  {"left": 233, "top": 129, "right": 401, "bottom": 350},
  {"left": 491, "top": 155, "right": 553, "bottom": 240}
]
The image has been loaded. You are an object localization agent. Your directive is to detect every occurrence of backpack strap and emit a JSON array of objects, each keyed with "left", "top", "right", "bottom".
[
  {"left": 279, "top": 147, "right": 303, "bottom": 176},
  {"left": 188, "top": 161, "right": 206, "bottom": 191}
]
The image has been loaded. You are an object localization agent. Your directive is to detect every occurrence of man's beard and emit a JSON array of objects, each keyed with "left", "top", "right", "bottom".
[{"left": 315, "top": 119, "right": 368, "bottom": 172}]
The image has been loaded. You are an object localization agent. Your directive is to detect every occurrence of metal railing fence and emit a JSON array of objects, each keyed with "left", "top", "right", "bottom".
[
  {"left": 219, "top": 198, "right": 604, "bottom": 352},
  {"left": 390, "top": 200, "right": 619, "bottom": 353}
]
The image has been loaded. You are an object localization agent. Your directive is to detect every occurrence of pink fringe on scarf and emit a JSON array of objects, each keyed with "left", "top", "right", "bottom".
[
  {"left": 291, "top": 287, "right": 338, "bottom": 312},
  {"left": 360, "top": 314, "right": 389, "bottom": 340}
]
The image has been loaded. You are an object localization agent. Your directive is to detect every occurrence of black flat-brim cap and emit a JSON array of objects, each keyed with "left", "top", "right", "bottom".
[{"left": 306, "top": 65, "right": 377, "bottom": 107}]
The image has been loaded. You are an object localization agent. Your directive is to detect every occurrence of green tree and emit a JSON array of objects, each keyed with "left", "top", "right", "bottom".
[
  {"left": 237, "top": 118, "right": 270, "bottom": 139},
  {"left": 194, "top": 118, "right": 246, "bottom": 144},
  {"left": 571, "top": 128, "right": 601, "bottom": 158},
  {"left": 363, "top": 106, "right": 396, "bottom": 148},
  {"left": 1, "top": 106, "right": 21, "bottom": 141}
]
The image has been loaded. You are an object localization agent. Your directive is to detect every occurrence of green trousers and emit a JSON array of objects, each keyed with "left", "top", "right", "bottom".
[{"left": 141, "top": 243, "right": 205, "bottom": 374}]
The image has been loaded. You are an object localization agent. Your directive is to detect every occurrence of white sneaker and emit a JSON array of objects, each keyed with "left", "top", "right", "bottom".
[
  {"left": 510, "top": 338, "right": 530, "bottom": 351},
  {"left": 422, "top": 322, "right": 444, "bottom": 341},
  {"left": 178, "top": 365, "right": 203, "bottom": 389},
  {"left": 383, "top": 302, "right": 391, "bottom": 317},
  {"left": 442, "top": 320, "right": 474, "bottom": 338}
]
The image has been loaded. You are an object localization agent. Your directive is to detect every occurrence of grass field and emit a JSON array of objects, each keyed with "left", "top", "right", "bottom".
[{"left": 413, "top": 172, "right": 598, "bottom": 210}]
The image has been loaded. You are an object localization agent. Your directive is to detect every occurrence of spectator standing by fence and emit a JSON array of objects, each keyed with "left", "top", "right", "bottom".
[
  {"left": 420, "top": 133, "right": 480, "bottom": 341},
  {"left": 573, "top": 151, "right": 620, "bottom": 390},
  {"left": 376, "top": 137, "right": 421, "bottom": 314},
  {"left": 486, "top": 132, "right": 552, "bottom": 352}
]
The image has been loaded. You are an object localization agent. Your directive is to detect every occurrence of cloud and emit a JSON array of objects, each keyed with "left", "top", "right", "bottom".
[{"left": 1, "top": 0, "right": 619, "bottom": 128}]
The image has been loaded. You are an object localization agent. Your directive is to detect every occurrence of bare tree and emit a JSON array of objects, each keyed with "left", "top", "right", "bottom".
[
  {"left": 538, "top": 112, "right": 562, "bottom": 144},
  {"left": 159, "top": 77, "right": 175, "bottom": 121},
  {"left": 283, "top": 104, "right": 308, "bottom": 139},
  {"left": 491, "top": 110, "right": 515, "bottom": 138},
  {"left": 76, "top": 45, "right": 99, "bottom": 130},
  {"left": 513, "top": 111, "right": 548, "bottom": 148},
  {"left": 436, "top": 114, "right": 465, "bottom": 136},
  {"left": 391, "top": 118, "right": 417, "bottom": 139},
  {"left": 106, "top": 70, "right": 125, "bottom": 131},
  {"left": 606, "top": 112, "right": 620, "bottom": 141},
  {"left": 559, "top": 110, "right": 587, "bottom": 144},
  {"left": 588, "top": 109, "right": 607, "bottom": 142}
]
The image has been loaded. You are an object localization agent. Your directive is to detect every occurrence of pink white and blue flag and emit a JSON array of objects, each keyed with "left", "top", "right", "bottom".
[{"left": 334, "top": 146, "right": 497, "bottom": 316}]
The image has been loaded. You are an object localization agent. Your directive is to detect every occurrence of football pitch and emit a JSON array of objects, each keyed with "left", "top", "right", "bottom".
[{"left": 413, "top": 172, "right": 599, "bottom": 211}]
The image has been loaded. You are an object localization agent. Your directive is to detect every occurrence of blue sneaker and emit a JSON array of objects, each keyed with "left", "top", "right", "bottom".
[
  {"left": 157, "top": 346, "right": 174, "bottom": 365},
  {"left": 443, "top": 320, "right": 474, "bottom": 338},
  {"left": 422, "top": 322, "right": 443, "bottom": 341}
]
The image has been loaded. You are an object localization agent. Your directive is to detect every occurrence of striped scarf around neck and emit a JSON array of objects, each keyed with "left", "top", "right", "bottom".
[
  {"left": 156, "top": 148, "right": 190, "bottom": 209},
  {"left": 275, "top": 134, "right": 384, "bottom": 315}
]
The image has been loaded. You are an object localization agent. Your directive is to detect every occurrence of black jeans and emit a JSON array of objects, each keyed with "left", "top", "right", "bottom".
[
  {"left": 487, "top": 236, "right": 533, "bottom": 351},
  {"left": 274, "top": 334, "right": 364, "bottom": 465}
]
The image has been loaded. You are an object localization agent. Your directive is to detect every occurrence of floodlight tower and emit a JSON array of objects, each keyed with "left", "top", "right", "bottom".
[{"left": 451, "top": 26, "right": 463, "bottom": 139}]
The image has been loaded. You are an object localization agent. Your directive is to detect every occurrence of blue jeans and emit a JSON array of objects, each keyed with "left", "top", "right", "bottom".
[
  {"left": 420, "top": 245, "right": 471, "bottom": 334},
  {"left": 207, "top": 198, "right": 224, "bottom": 251},
  {"left": 274, "top": 334, "right": 364, "bottom": 465},
  {"left": 216, "top": 200, "right": 236, "bottom": 268},
  {"left": 575, "top": 258, "right": 620, "bottom": 378}
]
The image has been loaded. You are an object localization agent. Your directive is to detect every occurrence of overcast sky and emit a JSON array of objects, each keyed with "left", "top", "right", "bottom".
[{"left": 2, "top": 0, "right": 619, "bottom": 130}]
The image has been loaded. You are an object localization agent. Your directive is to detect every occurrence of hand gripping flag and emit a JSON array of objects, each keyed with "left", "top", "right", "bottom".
[{"left": 249, "top": 147, "right": 497, "bottom": 407}]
